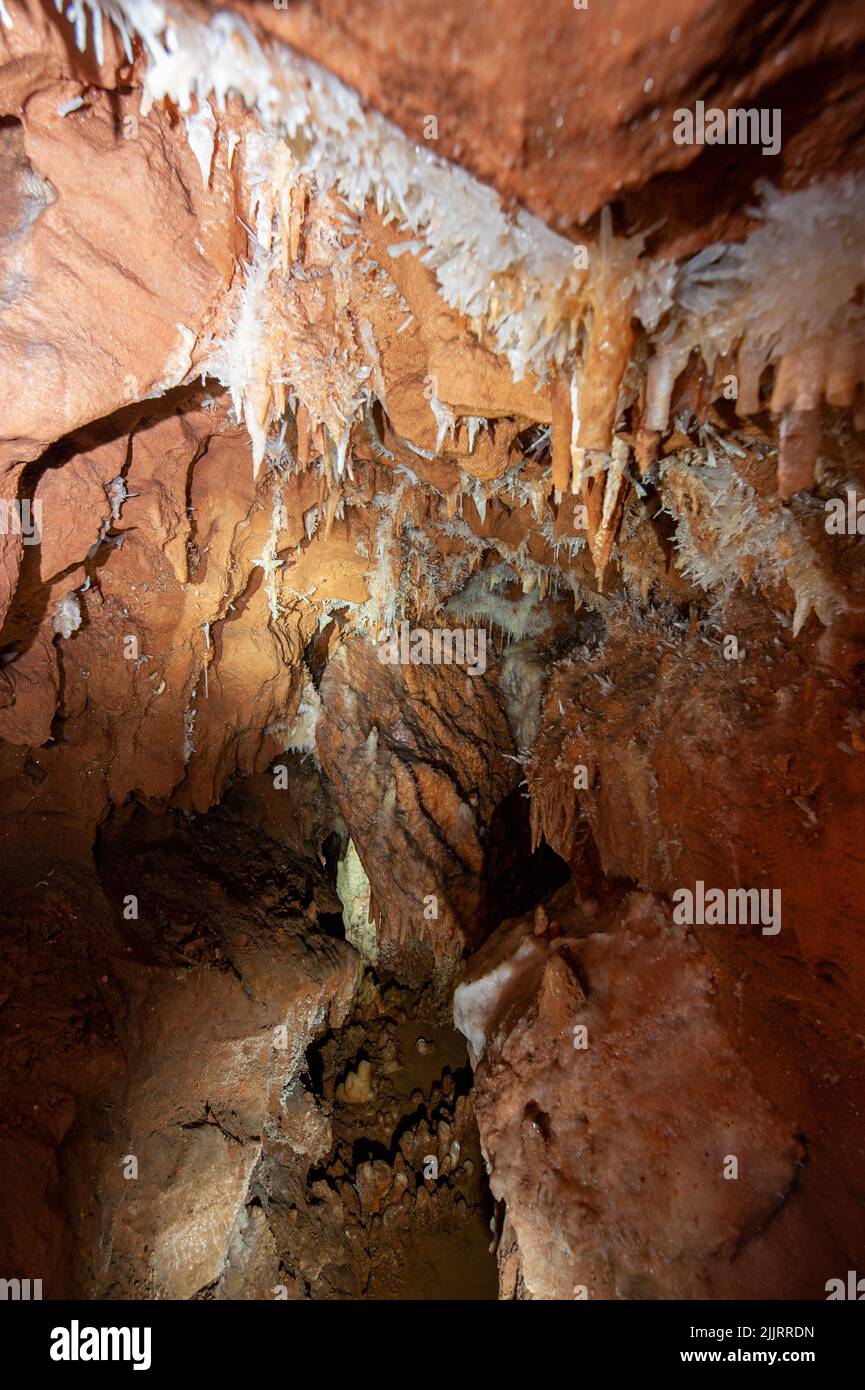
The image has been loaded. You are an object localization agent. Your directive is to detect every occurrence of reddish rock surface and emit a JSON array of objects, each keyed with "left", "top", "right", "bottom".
[
  {"left": 473, "top": 597, "right": 865, "bottom": 1298},
  {"left": 0, "top": 1, "right": 243, "bottom": 467},
  {"left": 243, "top": 0, "right": 865, "bottom": 253},
  {"left": 458, "top": 883, "right": 863, "bottom": 1299},
  {"left": 528, "top": 598, "right": 865, "bottom": 991},
  {"left": 316, "top": 636, "right": 523, "bottom": 981}
]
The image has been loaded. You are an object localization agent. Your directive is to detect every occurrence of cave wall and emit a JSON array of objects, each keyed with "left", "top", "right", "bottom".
[{"left": 458, "top": 596, "right": 865, "bottom": 1299}]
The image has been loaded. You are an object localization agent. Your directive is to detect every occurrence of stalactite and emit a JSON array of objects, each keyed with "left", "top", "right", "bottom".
[
  {"left": 550, "top": 369, "right": 572, "bottom": 495},
  {"left": 777, "top": 409, "right": 819, "bottom": 500}
]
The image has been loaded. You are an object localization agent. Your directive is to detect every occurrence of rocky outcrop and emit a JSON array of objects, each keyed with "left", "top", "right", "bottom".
[
  {"left": 316, "top": 637, "right": 522, "bottom": 982},
  {"left": 457, "top": 883, "right": 861, "bottom": 1299},
  {"left": 527, "top": 597, "right": 865, "bottom": 990},
  {"left": 456, "top": 593, "right": 865, "bottom": 1299},
  {"left": 1, "top": 761, "right": 359, "bottom": 1300},
  {"left": 248, "top": 0, "right": 865, "bottom": 255},
  {"left": 69, "top": 926, "right": 358, "bottom": 1299}
]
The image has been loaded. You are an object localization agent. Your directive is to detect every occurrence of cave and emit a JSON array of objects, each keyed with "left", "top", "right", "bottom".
[{"left": 1, "top": 0, "right": 865, "bottom": 1339}]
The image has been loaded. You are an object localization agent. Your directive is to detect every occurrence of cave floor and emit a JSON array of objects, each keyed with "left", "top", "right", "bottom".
[{"left": 281, "top": 975, "right": 499, "bottom": 1300}]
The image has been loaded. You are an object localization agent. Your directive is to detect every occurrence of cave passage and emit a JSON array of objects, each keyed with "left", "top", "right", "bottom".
[
  {"left": 294, "top": 977, "right": 499, "bottom": 1300},
  {"left": 88, "top": 749, "right": 534, "bottom": 1301}
]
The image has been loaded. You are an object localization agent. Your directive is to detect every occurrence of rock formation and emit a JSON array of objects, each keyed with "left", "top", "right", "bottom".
[{"left": 0, "top": 0, "right": 864, "bottom": 1304}]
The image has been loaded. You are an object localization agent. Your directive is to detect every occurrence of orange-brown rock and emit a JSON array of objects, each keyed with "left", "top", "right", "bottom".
[
  {"left": 244, "top": 0, "right": 865, "bottom": 254},
  {"left": 316, "top": 636, "right": 521, "bottom": 981},
  {"left": 458, "top": 883, "right": 862, "bottom": 1299},
  {"left": 528, "top": 600, "right": 865, "bottom": 992},
  {"left": 0, "top": 1, "right": 243, "bottom": 467}
]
